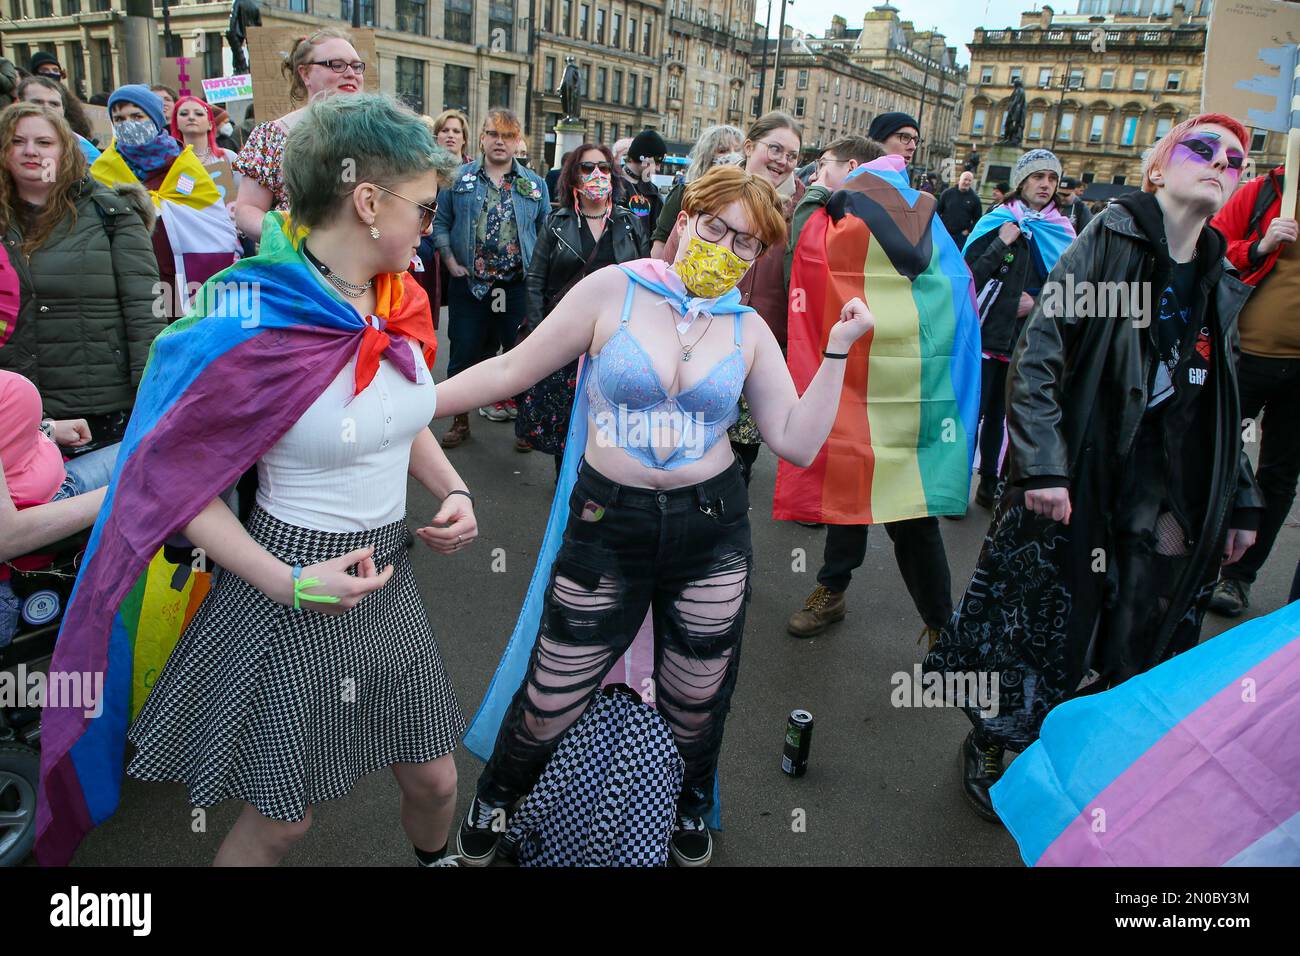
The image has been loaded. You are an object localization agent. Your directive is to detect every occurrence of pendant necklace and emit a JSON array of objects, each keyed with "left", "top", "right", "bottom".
[
  {"left": 674, "top": 310, "right": 716, "bottom": 362},
  {"left": 303, "top": 242, "right": 373, "bottom": 299}
]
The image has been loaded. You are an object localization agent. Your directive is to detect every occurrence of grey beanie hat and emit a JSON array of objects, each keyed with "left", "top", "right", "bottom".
[{"left": 1011, "top": 148, "right": 1063, "bottom": 191}]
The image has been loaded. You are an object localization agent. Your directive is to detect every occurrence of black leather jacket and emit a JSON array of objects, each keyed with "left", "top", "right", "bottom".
[
  {"left": 1007, "top": 195, "right": 1263, "bottom": 524},
  {"left": 524, "top": 205, "right": 646, "bottom": 329}
]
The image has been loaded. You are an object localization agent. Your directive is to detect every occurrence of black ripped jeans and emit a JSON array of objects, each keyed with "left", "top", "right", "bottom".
[{"left": 477, "top": 458, "right": 752, "bottom": 818}]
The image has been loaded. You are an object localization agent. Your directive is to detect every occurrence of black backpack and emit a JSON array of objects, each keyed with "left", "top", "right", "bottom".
[{"left": 504, "top": 684, "right": 684, "bottom": 867}]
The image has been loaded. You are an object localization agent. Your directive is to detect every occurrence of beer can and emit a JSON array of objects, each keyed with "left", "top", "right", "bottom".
[{"left": 781, "top": 709, "right": 813, "bottom": 777}]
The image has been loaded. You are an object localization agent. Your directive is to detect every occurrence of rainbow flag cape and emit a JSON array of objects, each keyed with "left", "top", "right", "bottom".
[
  {"left": 464, "top": 260, "right": 746, "bottom": 829},
  {"left": 993, "top": 601, "right": 1300, "bottom": 866},
  {"left": 34, "top": 212, "right": 435, "bottom": 865},
  {"left": 91, "top": 144, "right": 240, "bottom": 310},
  {"left": 773, "top": 157, "right": 981, "bottom": 524}
]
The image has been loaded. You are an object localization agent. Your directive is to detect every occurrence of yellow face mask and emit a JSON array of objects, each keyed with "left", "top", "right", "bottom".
[{"left": 672, "top": 235, "right": 750, "bottom": 299}]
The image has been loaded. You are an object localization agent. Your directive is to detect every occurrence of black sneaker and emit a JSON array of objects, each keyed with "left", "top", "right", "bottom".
[
  {"left": 960, "top": 729, "right": 1005, "bottom": 824},
  {"left": 670, "top": 814, "right": 713, "bottom": 867},
  {"left": 455, "top": 796, "right": 508, "bottom": 867},
  {"left": 973, "top": 474, "right": 999, "bottom": 509},
  {"left": 1208, "top": 578, "right": 1250, "bottom": 617}
]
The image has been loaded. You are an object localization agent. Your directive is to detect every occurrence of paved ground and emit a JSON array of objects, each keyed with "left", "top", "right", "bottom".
[{"left": 70, "top": 345, "right": 1298, "bottom": 867}]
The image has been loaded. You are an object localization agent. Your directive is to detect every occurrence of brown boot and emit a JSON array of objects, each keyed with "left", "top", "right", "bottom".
[
  {"left": 787, "top": 585, "right": 846, "bottom": 638},
  {"left": 440, "top": 413, "right": 470, "bottom": 448}
]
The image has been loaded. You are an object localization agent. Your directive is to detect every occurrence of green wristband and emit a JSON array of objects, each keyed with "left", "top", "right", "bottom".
[{"left": 292, "top": 563, "right": 340, "bottom": 610}]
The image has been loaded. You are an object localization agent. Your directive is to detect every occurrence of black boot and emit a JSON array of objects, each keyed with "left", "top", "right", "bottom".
[
  {"left": 973, "top": 473, "right": 998, "bottom": 509},
  {"left": 961, "top": 729, "right": 1005, "bottom": 823}
]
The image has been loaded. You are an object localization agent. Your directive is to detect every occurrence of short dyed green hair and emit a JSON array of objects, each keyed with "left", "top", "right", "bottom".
[{"left": 283, "top": 93, "right": 460, "bottom": 229}]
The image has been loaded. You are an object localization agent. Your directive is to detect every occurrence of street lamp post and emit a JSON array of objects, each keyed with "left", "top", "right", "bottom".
[
  {"left": 771, "top": 0, "right": 791, "bottom": 111},
  {"left": 756, "top": 0, "right": 773, "bottom": 118}
]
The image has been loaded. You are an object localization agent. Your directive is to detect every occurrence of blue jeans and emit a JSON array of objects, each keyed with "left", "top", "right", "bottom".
[{"left": 50, "top": 443, "right": 119, "bottom": 501}]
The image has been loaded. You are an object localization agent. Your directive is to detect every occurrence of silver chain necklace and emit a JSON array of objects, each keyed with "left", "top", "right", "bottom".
[{"left": 303, "top": 243, "right": 373, "bottom": 298}]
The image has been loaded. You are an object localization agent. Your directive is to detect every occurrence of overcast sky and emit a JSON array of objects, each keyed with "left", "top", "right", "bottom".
[{"left": 763, "top": 0, "right": 1053, "bottom": 67}]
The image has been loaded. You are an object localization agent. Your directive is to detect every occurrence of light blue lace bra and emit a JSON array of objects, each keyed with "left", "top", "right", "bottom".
[{"left": 586, "top": 277, "right": 745, "bottom": 470}]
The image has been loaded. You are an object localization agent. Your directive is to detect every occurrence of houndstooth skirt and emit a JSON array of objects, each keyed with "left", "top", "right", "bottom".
[{"left": 126, "top": 506, "right": 465, "bottom": 822}]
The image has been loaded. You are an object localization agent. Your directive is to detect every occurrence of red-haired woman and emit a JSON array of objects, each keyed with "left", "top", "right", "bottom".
[
  {"left": 926, "top": 113, "right": 1264, "bottom": 821},
  {"left": 515, "top": 143, "right": 646, "bottom": 474}
]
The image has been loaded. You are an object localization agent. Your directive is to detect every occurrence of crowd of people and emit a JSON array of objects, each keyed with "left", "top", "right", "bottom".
[{"left": 1, "top": 29, "right": 1297, "bottom": 868}]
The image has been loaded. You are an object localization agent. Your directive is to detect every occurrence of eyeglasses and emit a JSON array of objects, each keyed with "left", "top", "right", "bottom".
[
  {"left": 482, "top": 129, "right": 519, "bottom": 142},
  {"left": 817, "top": 156, "right": 851, "bottom": 170},
  {"left": 1177, "top": 134, "right": 1245, "bottom": 171},
  {"left": 756, "top": 140, "right": 800, "bottom": 165},
  {"left": 695, "top": 213, "right": 765, "bottom": 262},
  {"left": 372, "top": 183, "right": 438, "bottom": 232},
  {"left": 892, "top": 131, "right": 922, "bottom": 145},
  {"left": 578, "top": 161, "right": 612, "bottom": 174},
  {"left": 309, "top": 59, "right": 366, "bottom": 75}
]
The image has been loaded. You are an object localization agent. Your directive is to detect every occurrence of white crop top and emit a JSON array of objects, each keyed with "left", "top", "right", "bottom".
[{"left": 255, "top": 338, "right": 435, "bottom": 532}]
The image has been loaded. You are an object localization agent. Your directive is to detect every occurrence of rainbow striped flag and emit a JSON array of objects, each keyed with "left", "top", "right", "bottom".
[
  {"left": 774, "top": 158, "right": 981, "bottom": 524},
  {"left": 993, "top": 601, "right": 1300, "bottom": 866},
  {"left": 34, "top": 213, "right": 435, "bottom": 865}
]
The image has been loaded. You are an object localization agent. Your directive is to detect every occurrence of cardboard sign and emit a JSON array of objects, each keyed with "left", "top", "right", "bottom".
[
  {"left": 160, "top": 56, "right": 208, "bottom": 100},
  {"left": 1203, "top": 0, "right": 1300, "bottom": 133},
  {"left": 247, "top": 20, "right": 377, "bottom": 122},
  {"left": 82, "top": 104, "right": 114, "bottom": 150},
  {"left": 203, "top": 157, "right": 238, "bottom": 204},
  {"left": 202, "top": 74, "right": 254, "bottom": 105}
]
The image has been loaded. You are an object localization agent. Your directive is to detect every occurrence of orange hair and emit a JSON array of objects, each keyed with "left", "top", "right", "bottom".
[{"left": 680, "top": 165, "right": 787, "bottom": 249}]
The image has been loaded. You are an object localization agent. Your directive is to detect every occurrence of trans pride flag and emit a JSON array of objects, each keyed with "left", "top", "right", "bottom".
[
  {"left": 773, "top": 157, "right": 981, "bottom": 525},
  {"left": 35, "top": 213, "right": 436, "bottom": 865},
  {"left": 993, "top": 601, "right": 1300, "bottom": 866}
]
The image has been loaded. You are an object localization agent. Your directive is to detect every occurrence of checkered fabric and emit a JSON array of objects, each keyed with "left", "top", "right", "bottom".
[
  {"left": 507, "top": 685, "right": 684, "bottom": 867},
  {"left": 127, "top": 506, "right": 465, "bottom": 821}
]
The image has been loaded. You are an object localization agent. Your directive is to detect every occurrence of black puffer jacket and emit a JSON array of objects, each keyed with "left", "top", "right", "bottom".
[
  {"left": 963, "top": 213, "right": 1041, "bottom": 356},
  {"left": 1, "top": 177, "right": 162, "bottom": 419},
  {"left": 525, "top": 205, "right": 646, "bottom": 329}
]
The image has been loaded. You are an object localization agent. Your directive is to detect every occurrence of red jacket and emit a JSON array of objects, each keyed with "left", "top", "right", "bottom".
[{"left": 1210, "top": 165, "right": 1284, "bottom": 287}]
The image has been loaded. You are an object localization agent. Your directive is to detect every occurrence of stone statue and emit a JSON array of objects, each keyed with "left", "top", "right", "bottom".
[
  {"left": 558, "top": 56, "right": 582, "bottom": 121},
  {"left": 226, "top": 0, "right": 262, "bottom": 75},
  {"left": 1001, "top": 78, "right": 1026, "bottom": 146}
]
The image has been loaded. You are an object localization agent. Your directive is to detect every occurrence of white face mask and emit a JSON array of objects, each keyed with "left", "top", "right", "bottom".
[
  {"left": 218, "top": 122, "right": 234, "bottom": 138},
  {"left": 113, "top": 119, "right": 158, "bottom": 147}
]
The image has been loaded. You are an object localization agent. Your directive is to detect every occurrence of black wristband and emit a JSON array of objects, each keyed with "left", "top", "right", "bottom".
[
  {"left": 444, "top": 489, "right": 474, "bottom": 504},
  {"left": 823, "top": 350, "right": 849, "bottom": 359}
]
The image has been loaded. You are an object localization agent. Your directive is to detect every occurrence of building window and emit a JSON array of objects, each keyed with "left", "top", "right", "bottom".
[
  {"left": 697, "top": 45, "right": 707, "bottom": 66},
  {"left": 972, "top": 108, "right": 986, "bottom": 135},
  {"left": 776, "top": 69, "right": 785, "bottom": 88},
  {"left": 691, "top": 116, "right": 701, "bottom": 139},
  {"left": 713, "top": 50, "right": 722, "bottom": 71},
  {"left": 1122, "top": 115, "right": 1139, "bottom": 146},
  {"left": 1166, "top": 71, "right": 1182, "bottom": 91},
  {"left": 668, "top": 74, "right": 679, "bottom": 99},
  {"left": 667, "top": 113, "right": 679, "bottom": 137},
  {"left": 342, "top": 0, "right": 376, "bottom": 26},
  {"left": 446, "top": 0, "right": 473, "bottom": 44},
  {"left": 612, "top": 12, "right": 621, "bottom": 48},
  {"left": 1089, "top": 114, "right": 1105, "bottom": 143},
  {"left": 628, "top": 17, "right": 637, "bottom": 49},
  {"left": 596, "top": 67, "right": 607, "bottom": 101},
  {"left": 643, "top": 19, "right": 652, "bottom": 55},
  {"left": 96, "top": 38, "right": 113, "bottom": 94},
  {"left": 708, "top": 83, "right": 718, "bottom": 108},
  {"left": 1028, "top": 110, "right": 1044, "bottom": 139},
  {"left": 582, "top": 64, "right": 590, "bottom": 96},
  {"left": 980, "top": 65, "right": 993, "bottom": 84},
  {"left": 1154, "top": 116, "right": 1173, "bottom": 139},
  {"left": 64, "top": 0, "right": 81, "bottom": 13},
  {"left": 489, "top": 71, "right": 512, "bottom": 109},
  {"left": 1081, "top": 171, "right": 1094, "bottom": 184},
  {"left": 612, "top": 70, "right": 622, "bottom": 103},
  {"left": 1112, "top": 174, "right": 1126, "bottom": 185},
  {"left": 544, "top": 0, "right": 553, "bottom": 31},
  {"left": 1038, "top": 67, "right": 1053, "bottom": 88},
  {"left": 396, "top": 57, "right": 426, "bottom": 113},
  {"left": 1058, "top": 112, "right": 1075, "bottom": 141},
  {"left": 642, "top": 76, "right": 651, "bottom": 108},
  {"left": 444, "top": 64, "right": 471, "bottom": 111},
  {"left": 489, "top": 0, "right": 515, "bottom": 51},
  {"left": 831, "top": 103, "right": 838, "bottom": 123},
  {"left": 1100, "top": 69, "right": 1115, "bottom": 90},
  {"left": 1068, "top": 67, "right": 1084, "bottom": 90},
  {"left": 797, "top": 69, "right": 809, "bottom": 89},
  {"left": 397, "top": 0, "right": 428, "bottom": 34},
  {"left": 595, "top": 8, "right": 605, "bottom": 43},
  {"left": 628, "top": 72, "right": 638, "bottom": 105},
  {"left": 1009, "top": 66, "right": 1022, "bottom": 84},
  {"left": 730, "top": 86, "right": 740, "bottom": 110},
  {"left": 595, "top": 121, "right": 604, "bottom": 143},
  {"left": 1132, "top": 70, "right": 1148, "bottom": 91},
  {"left": 694, "top": 80, "right": 704, "bottom": 104},
  {"left": 560, "top": 0, "right": 571, "bottom": 34},
  {"left": 203, "top": 34, "right": 224, "bottom": 80},
  {"left": 545, "top": 57, "right": 556, "bottom": 91},
  {"left": 36, "top": 0, "right": 52, "bottom": 13},
  {"left": 579, "top": 4, "right": 589, "bottom": 39},
  {"left": 1251, "top": 128, "right": 1268, "bottom": 152},
  {"left": 68, "top": 39, "right": 86, "bottom": 94}
]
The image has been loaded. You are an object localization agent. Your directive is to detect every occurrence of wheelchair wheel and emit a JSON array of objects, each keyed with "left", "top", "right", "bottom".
[{"left": 0, "top": 743, "right": 39, "bottom": 867}]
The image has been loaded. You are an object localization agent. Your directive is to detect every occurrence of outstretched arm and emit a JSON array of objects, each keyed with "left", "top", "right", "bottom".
[
  {"left": 742, "top": 298, "right": 875, "bottom": 468},
  {"left": 434, "top": 264, "right": 618, "bottom": 417}
]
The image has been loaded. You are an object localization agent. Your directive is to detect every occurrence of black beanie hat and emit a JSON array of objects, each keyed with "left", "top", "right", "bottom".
[
  {"left": 30, "top": 51, "right": 61, "bottom": 74},
  {"left": 629, "top": 129, "right": 667, "bottom": 163},
  {"left": 868, "top": 111, "right": 919, "bottom": 143}
]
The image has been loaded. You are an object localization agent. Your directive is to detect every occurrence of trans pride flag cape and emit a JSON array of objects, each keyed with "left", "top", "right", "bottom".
[
  {"left": 464, "top": 260, "right": 751, "bottom": 829},
  {"left": 773, "top": 157, "right": 981, "bottom": 524},
  {"left": 34, "top": 212, "right": 436, "bottom": 865},
  {"left": 91, "top": 143, "right": 240, "bottom": 310},
  {"left": 993, "top": 601, "right": 1300, "bottom": 866},
  {"left": 962, "top": 199, "right": 1076, "bottom": 282}
]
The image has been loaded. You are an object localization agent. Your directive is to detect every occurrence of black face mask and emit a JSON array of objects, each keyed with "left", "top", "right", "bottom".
[{"left": 517, "top": 157, "right": 530, "bottom": 168}]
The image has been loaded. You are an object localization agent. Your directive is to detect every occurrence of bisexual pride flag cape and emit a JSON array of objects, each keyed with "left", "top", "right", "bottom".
[
  {"left": 774, "top": 156, "right": 981, "bottom": 524},
  {"left": 35, "top": 212, "right": 436, "bottom": 865},
  {"left": 91, "top": 143, "right": 240, "bottom": 311},
  {"left": 464, "top": 260, "right": 750, "bottom": 829},
  {"left": 993, "top": 601, "right": 1300, "bottom": 866}
]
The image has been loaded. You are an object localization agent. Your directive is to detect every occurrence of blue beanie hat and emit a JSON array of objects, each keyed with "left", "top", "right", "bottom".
[{"left": 107, "top": 85, "right": 166, "bottom": 132}]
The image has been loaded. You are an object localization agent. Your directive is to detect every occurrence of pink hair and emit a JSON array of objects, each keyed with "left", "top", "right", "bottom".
[
  {"left": 168, "top": 95, "right": 221, "bottom": 159},
  {"left": 1142, "top": 112, "right": 1248, "bottom": 193}
]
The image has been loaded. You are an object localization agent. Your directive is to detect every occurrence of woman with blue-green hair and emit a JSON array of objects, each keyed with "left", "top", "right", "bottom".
[{"left": 118, "top": 93, "right": 474, "bottom": 866}]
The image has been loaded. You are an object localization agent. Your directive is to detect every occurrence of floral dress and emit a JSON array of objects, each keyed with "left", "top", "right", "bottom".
[{"left": 233, "top": 121, "right": 290, "bottom": 212}]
